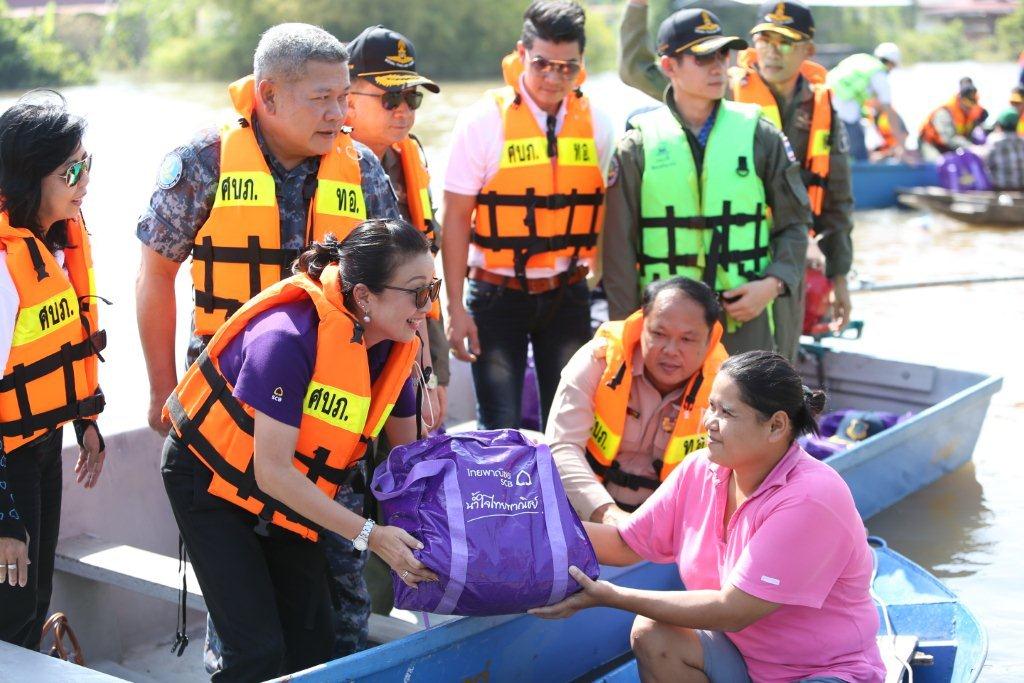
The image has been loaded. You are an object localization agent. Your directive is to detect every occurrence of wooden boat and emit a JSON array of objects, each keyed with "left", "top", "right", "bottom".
[
  {"left": 280, "top": 538, "right": 985, "bottom": 682},
  {"left": 897, "top": 185, "right": 1024, "bottom": 226},
  {"left": 5, "top": 347, "right": 998, "bottom": 680},
  {"left": 852, "top": 160, "right": 939, "bottom": 210}
]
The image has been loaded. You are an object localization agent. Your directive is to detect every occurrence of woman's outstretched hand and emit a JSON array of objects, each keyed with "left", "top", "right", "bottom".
[
  {"left": 368, "top": 524, "right": 439, "bottom": 589},
  {"left": 528, "top": 566, "right": 614, "bottom": 619}
]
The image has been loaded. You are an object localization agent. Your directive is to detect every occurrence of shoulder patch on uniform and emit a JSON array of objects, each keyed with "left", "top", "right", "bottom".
[
  {"left": 779, "top": 131, "right": 798, "bottom": 163},
  {"left": 606, "top": 155, "right": 620, "bottom": 187},
  {"left": 157, "top": 152, "right": 184, "bottom": 190}
]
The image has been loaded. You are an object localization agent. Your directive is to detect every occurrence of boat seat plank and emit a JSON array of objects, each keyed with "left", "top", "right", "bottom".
[
  {"left": 877, "top": 634, "right": 918, "bottom": 683},
  {"left": 820, "top": 354, "right": 936, "bottom": 394},
  {"left": 54, "top": 534, "right": 422, "bottom": 644}
]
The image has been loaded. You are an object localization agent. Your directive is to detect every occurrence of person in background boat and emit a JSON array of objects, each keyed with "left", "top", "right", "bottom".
[
  {"left": 0, "top": 94, "right": 107, "bottom": 649},
  {"left": 918, "top": 78, "right": 987, "bottom": 161},
  {"left": 1009, "top": 86, "right": 1024, "bottom": 137},
  {"left": 161, "top": 220, "right": 440, "bottom": 681},
  {"left": 977, "top": 109, "right": 1024, "bottom": 192},
  {"left": 344, "top": 24, "right": 447, "bottom": 619},
  {"left": 548, "top": 277, "right": 727, "bottom": 526},
  {"left": 531, "top": 350, "right": 885, "bottom": 683},
  {"left": 134, "top": 23, "right": 408, "bottom": 670},
  {"left": 602, "top": 7, "right": 811, "bottom": 357},
  {"left": 827, "top": 42, "right": 906, "bottom": 162},
  {"left": 442, "top": 0, "right": 615, "bottom": 431},
  {"left": 864, "top": 97, "right": 909, "bottom": 161},
  {"left": 617, "top": 1, "right": 851, "bottom": 355}
]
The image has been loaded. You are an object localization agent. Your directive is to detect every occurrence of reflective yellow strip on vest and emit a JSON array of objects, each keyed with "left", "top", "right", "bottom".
[
  {"left": 811, "top": 128, "right": 831, "bottom": 157},
  {"left": 760, "top": 105, "right": 783, "bottom": 130},
  {"left": 212, "top": 171, "right": 276, "bottom": 208},
  {"left": 302, "top": 381, "right": 369, "bottom": 433},
  {"left": 500, "top": 136, "right": 550, "bottom": 169},
  {"left": 556, "top": 137, "right": 599, "bottom": 167},
  {"left": 589, "top": 412, "right": 622, "bottom": 462},
  {"left": 315, "top": 180, "right": 367, "bottom": 220},
  {"left": 370, "top": 403, "right": 396, "bottom": 438},
  {"left": 12, "top": 287, "right": 80, "bottom": 347},
  {"left": 419, "top": 188, "right": 433, "bottom": 221},
  {"left": 664, "top": 432, "right": 708, "bottom": 467}
]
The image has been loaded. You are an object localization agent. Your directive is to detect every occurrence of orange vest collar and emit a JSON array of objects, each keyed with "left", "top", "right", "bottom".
[
  {"left": 229, "top": 75, "right": 258, "bottom": 120},
  {"left": 319, "top": 264, "right": 348, "bottom": 314},
  {"left": 735, "top": 49, "right": 826, "bottom": 85}
]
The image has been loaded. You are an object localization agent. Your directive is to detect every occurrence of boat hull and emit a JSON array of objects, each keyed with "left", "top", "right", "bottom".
[
  {"left": 897, "top": 186, "right": 1024, "bottom": 226},
  {"left": 853, "top": 161, "right": 939, "bottom": 209}
]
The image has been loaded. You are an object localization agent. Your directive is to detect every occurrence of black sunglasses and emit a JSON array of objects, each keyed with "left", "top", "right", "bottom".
[
  {"left": 692, "top": 47, "right": 731, "bottom": 66},
  {"left": 351, "top": 90, "right": 424, "bottom": 111},
  {"left": 58, "top": 154, "right": 92, "bottom": 188},
  {"left": 528, "top": 55, "right": 582, "bottom": 80},
  {"left": 382, "top": 278, "right": 442, "bottom": 309}
]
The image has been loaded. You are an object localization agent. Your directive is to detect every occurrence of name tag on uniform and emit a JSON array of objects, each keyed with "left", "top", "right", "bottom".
[
  {"left": 557, "top": 137, "right": 598, "bottom": 167},
  {"left": 213, "top": 171, "right": 275, "bottom": 208},
  {"left": 316, "top": 180, "right": 367, "bottom": 220},
  {"left": 303, "top": 381, "right": 369, "bottom": 433}
]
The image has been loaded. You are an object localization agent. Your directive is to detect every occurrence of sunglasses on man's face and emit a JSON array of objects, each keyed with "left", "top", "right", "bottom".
[
  {"left": 528, "top": 55, "right": 582, "bottom": 80},
  {"left": 351, "top": 89, "right": 424, "bottom": 111},
  {"left": 753, "top": 35, "right": 804, "bottom": 55},
  {"left": 58, "top": 154, "right": 92, "bottom": 188},
  {"left": 382, "top": 277, "right": 442, "bottom": 309},
  {"left": 691, "top": 47, "right": 731, "bottom": 66}
]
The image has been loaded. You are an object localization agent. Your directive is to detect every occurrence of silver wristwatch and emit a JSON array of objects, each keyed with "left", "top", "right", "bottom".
[{"left": 353, "top": 518, "right": 376, "bottom": 552}]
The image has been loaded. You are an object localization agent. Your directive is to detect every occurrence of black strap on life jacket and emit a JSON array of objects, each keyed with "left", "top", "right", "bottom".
[
  {"left": 585, "top": 451, "right": 661, "bottom": 492},
  {"left": 165, "top": 352, "right": 360, "bottom": 537},
  {"left": 0, "top": 329, "right": 107, "bottom": 439},
  {"left": 192, "top": 236, "right": 300, "bottom": 317},
  {"left": 638, "top": 201, "right": 769, "bottom": 290},
  {"left": 473, "top": 187, "right": 604, "bottom": 282}
]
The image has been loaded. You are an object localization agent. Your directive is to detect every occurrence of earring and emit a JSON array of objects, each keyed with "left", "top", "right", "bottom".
[{"left": 361, "top": 304, "right": 371, "bottom": 323}]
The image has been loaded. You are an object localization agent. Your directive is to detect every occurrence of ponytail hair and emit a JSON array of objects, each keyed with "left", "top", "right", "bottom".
[
  {"left": 719, "top": 350, "right": 827, "bottom": 438},
  {"left": 293, "top": 218, "right": 430, "bottom": 313}
]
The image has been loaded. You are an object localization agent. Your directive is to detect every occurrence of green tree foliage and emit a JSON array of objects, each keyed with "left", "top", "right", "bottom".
[{"left": 0, "top": 3, "right": 94, "bottom": 88}]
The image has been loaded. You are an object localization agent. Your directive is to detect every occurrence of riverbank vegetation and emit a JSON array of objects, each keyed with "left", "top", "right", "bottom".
[{"left": 1, "top": 0, "right": 1021, "bottom": 89}]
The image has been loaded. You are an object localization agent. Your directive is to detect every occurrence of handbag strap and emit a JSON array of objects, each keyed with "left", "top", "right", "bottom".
[
  {"left": 39, "top": 612, "right": 85, "bottom": 665},
  {"left": 535, "top": 444, "right": 570, "bottom": 605}
]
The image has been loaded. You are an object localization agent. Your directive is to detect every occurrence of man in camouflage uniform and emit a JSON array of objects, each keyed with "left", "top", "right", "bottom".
[{"left": 135, "top": 24, "right": 397, "bottom": 666}]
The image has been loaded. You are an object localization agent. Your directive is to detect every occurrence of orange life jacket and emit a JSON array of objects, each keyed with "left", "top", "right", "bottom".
[
  {"left": 191, "top": 75, "right": 367, "bottom": 336},
  {"left": 391, "top": 134, "right": 440, "bottom": 319},
  {"left": 730, "top": 50, "right": 833, "bottom": 215},
  {"left": 165, "top": 265, "right": 419, "bottom": 541},
  {"left": 472, "top": 54, "right": 605, "bottom": 280},
  {"left": 585, "top": 311, "right": 727, "bottom": 491},
  {"left": 919, "top": 96, "right": 985, "bottom": 153},
  {"left": 0, "top": 212, "right": 105, "bottom": 452}
]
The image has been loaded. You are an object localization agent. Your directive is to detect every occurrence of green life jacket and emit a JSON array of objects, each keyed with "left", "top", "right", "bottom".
[
  {"left": 827, "top": 53, "right": 885, "bottom": 106},
  {"left": 632, "top": 100, "right": 771, "bottom": 298}
]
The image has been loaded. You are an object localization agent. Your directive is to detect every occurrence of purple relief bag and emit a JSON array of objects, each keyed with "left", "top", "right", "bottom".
[{"left": 371, "top": 429, "right": 599, "bottom": 616}]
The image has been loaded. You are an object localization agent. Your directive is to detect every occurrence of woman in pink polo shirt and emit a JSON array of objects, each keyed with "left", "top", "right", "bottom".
[{"left": 532, "top": 350, "right": 884, "bottom": 683}]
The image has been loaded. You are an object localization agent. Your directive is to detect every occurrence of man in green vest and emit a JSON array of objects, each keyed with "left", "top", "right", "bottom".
[
  {"left": 617, "top": 0, "right": 854, "bottom": 360},
  {"left": 602, "top": 7, "right": 811, "bottom": 355},
  {"left": 827, "top": 43, "right": 906, "bottom": 161}
]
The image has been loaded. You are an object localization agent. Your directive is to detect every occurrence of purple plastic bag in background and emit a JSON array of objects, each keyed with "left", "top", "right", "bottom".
[{"left": 371, "top": 429, "right": 599, "bottom": 616}]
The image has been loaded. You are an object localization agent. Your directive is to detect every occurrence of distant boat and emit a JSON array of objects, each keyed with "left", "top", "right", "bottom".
[
  {"left": 898, "top": 186, "right": 1024, "bottom": 227},
  {"left": 283, "top": 538, "right": 985, "bottom": 683},
  {"left": 853, "top": 160, "right": 940, "bottom": 210}
]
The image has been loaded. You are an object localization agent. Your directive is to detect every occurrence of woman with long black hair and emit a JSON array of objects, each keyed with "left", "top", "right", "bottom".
[{"left": 0, "top": 92, "right": 107, "bottom": 648}]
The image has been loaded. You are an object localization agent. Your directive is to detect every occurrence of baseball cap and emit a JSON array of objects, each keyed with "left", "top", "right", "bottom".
[
  {"left": 347, "top": 25, "right": 440, "bottom": 93},
  {"left": 751, "top": 1, "right": 815, "bottom": 41},
  {"left": 657, "top": 8, "right": 748, "bottom": 57},
  {"left": 873, "top": 42, "right": 901, "bottom": 66},
  {"left": 996, "top": 108, "right": 1020, "bottom": 130}
]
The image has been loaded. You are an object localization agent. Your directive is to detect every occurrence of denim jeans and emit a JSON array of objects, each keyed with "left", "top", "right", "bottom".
[
  {"left": 466, "top": 279, "right": 592, "bottom": 430},
  {"left": 843, "top": 120, "right": 869, "bottom": 161}
]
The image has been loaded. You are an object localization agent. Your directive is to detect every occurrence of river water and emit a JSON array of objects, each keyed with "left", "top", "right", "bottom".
[{"left": 1, "top": 60, "right": 1021, "bottom": 679}]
